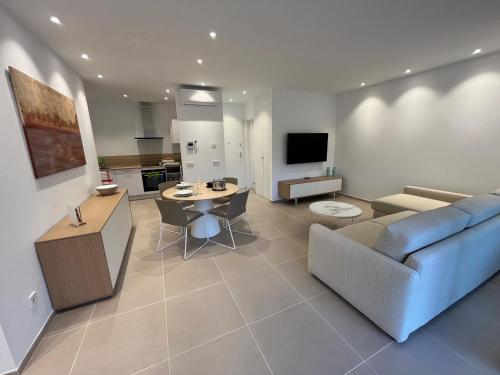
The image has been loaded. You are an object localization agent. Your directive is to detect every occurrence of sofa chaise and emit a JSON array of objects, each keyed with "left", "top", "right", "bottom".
[
  {"left": 308, "top": 190, "right": 500, "bottom": 342},
  {"left": 371, "top": 186, "right": 472, "bottom": 217}
]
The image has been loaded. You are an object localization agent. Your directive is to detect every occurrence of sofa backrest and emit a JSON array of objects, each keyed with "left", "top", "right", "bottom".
[
  {"left": 404, "top": 186, "right": 472, "bottom": 203},
  {"left": 451, "top": 194, "right": 500, "bottom": 228},
  {"left": 492, "top": 188, "right": 500, "bottom": 196},
  {"left": 372, "top": 206, "right": 471, "bottom": 262}
]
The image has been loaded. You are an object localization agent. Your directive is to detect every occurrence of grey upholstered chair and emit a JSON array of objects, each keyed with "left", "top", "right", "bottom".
[
  {"left": 214, "top": 177, "right": 238, "bottom": 205},
  {"left": 208, "top": 189, "right": 253, "bottom": 249},
  {"left": 155, "top": 199, "right": 207, "bottom": 260},
  {"left": 158, "top": 181, "right": 193, "bottom": 209}
]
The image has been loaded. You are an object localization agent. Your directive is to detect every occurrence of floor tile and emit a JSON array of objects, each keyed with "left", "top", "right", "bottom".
[
  {"left": 213, "top": 244, "right": 271, "bottom": 280},
  {"left": 273, "top": 217, "right": 309, "bottom": 235},
  {"left": 491, "top": 272, "right": 500, "bottom": 286},
  {"left": 368, "top": 331, "right": 478, "bottom": 375},
  {"left": 255, "top": 237, "right": 307, "bottom": 265},
  {"left": 251, "top": 223, "right": 285, "bottom": 241},
  {"left": 209, "top": 224, "right": 259, "bottom": 248},
  {"left": 170, "top": 327, "right": 271, "bottom": 375},
  {"left": 72, "top": 303, "right": 168, "bottom": 375},
  {"left": 277, "top": 257, "right": 327, "bottom": 298},
  {"left": 134, "top": 360, "right": 169, "bottom": 375},
  {"left": 132, "top": 230, "right": 160, "bottom": 252},
  {"left": 310, "top": 291, "right": 392, "bottom": 358},
  {"left": 125, "top": 247, "right": 163, "bottom": 274},
  {"left": 135, "top": 217, "right": 161, "bottom": 234},
  {"left": 424, "top": 303, "right": 500, "bottom": 375},
  {"left": 346, "top": 364, "right": 377, "bottom": 375},
  {"left": 166, "top": 283, "right": 244, "bottom": 356},
  {"left": 164, "top": 256, "right": 222, "bottom": 298},
  {"left": 250, "top": 303, "right": 360, "bottom": 375},
  {"left": 92, "top": 267, "right": 164, "bottom": 321},
  {"left": 23, "top": 327, "right": 85, "bottom": 375},
  {"left": 227, "top": 268, "right": 302, "bottom": 323},
  {"left": 463, "top": 282, "right": 500, "bottom": 323},
  {"left": 44, "top": 303, "right": 94, "bottom": 337}
]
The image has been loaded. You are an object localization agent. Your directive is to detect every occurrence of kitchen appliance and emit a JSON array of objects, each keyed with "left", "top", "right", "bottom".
[
  {"left": 212, "top": 179, "right": 226, "bottom": 191},
  {"left": 141, "top": 167, "right": 167, "bottom": 192}
]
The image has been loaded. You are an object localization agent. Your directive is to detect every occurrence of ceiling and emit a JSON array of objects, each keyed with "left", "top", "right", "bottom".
[{"left": 3, "top": 0, "right": 500, "bottom": 103}]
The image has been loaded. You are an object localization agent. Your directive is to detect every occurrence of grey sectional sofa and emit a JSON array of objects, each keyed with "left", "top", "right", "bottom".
[
  {"left": 371, "top": 186, "right": 472, "bottom": 217},
  {"left": 308, "top": 191, "right": 500, "bottom": 342}
]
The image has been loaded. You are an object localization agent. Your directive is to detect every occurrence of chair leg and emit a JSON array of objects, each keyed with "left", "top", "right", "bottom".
[
  {"left": 208, "top": 218, "right": 236, "bottom": 249},
  {"left": 183, "top": 220, "right": 209, "bottom": 260},
  {"left": 228, "top": 214, "right": 255, "bottom": 236},
  {"left": 157, "top": 223, "right": 185, "bottom": 253}
]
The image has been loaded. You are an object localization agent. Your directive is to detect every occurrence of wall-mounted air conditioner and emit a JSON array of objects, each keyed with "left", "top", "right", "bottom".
[{"left": 179, "top": 88, "right": 221, "bottom": 106}]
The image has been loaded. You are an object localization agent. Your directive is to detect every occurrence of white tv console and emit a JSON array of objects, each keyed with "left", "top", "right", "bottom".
[{"left": 278, "top": 176, "right": 343, "bottom": 204}]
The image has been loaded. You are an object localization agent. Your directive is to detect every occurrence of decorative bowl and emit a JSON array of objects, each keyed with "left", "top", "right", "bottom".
[{"left": 96, "top": 184, "right": 119, "bottom": 196}]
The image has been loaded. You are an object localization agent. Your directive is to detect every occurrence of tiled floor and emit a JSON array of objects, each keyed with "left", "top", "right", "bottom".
[{"left": 23, "top": 192, "right": 500, "bottom": 375}]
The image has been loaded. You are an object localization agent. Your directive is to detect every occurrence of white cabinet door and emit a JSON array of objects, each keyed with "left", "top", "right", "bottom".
[
  {"left": 317, "top": 179, "right": 342, "bottom": 194},
  {"left": 290, "top": 183, "right": 317, "bottom": 198},
  {"left": 170, "top": 120, "right": 180, "bottom": 143},
  {"left": 115, "top": 169, "right": 143, "bottom": 196}
]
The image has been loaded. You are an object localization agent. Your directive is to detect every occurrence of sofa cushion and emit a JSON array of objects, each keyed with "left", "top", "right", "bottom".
[
  {"left": 372, "top": 207, "right": 471, "bottom": 262},
  {"left": 337, "top": 221, "right": 385, "bottom": 248},
  {"left": 371, "top": 211, "right": 418, "bottom": 226},
  {"left": 371, "top": 194, "right": 449, "bottom": 215},
  {"left": 451, "top": 194, "right": 500, "bottom": 227}
]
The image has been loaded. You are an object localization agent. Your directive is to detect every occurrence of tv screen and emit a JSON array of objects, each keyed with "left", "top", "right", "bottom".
[{"left": 287, "top": 133, "right": 328, "bottom": 164}]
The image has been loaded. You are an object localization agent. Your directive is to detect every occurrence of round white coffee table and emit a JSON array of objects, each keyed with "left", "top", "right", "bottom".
[{"left": 309, "top": 201, "right": 362, "bottom": 226}]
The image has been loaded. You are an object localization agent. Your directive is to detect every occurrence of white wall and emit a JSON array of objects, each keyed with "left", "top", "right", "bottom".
[
  {"left": 223, "top": 103, "right": 245, "bottom": 121},
  {"left": 175, "top": 89, "right": 223, "bottom": 122},
  {"left": 0, "top": 327, "right": 14, "bottom": 374},
  {"left": 87, "top": 94, "right": 179, "bottom": 156},
  {"left": 0, "top": 6, "right": 100, "bottom": 372},
  {"left": 179, "top": 121, "right": 226, "bottom": 181},
  {"left": 271, "top": 89, "right": 336, "bottom": 201},
  {"left": 336, "top": 52, "right": 500, "bottom": 200}
]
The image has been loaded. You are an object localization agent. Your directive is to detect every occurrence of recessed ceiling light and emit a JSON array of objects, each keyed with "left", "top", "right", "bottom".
[
  {"left": 165, "top": 89, "right": 170, "bottom": 93},
  {"left": 164, "top": 96, "right": 168, "bottom": 100},
  {"left": 209, "top": 31, "right": 217, "bottom": 40},
  {"left": 229, "top": 98, "right": 233, "bottom": 102},
  {"left": 242, "top": 90, "right": 247, "bottom": 95},
  {"left": 123, "top": 94, "right": 128, "bottom": 98},
  {"left": 472, "top": 48, "right": 482, "bottom": 55},
  {"left": 405, "top": 68, "right": 412, "bottom": 74},
  {"left": 360, "top": 82, "right": 366, "bottom": 87},
  {"left": 196, "top": 58, "right": 203, "bottom": 65},
  {"left": 201, "top": 82, "right": 206, "bottom": 86},
  {"left": 81, "top": 53, "right": 89, "bottom": 60},
  {"left": 97, "top": 74, "right": 103, "bottom": 79},
  {"left": 50, "top": 16, "right": 62, "bottom": 25}
]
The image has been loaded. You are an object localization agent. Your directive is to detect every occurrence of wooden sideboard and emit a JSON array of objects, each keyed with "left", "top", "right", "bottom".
[
  {"left": 278, "top": 176, "right": 343, "bottom": 204},
  {"left": 35, "top": 189, "right": 132, "bottom": 310}
]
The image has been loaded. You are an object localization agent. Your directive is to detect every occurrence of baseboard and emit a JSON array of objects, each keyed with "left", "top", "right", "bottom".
[
  {"left": 337, "top": 192, "right": 372, "bottom": 203},
  {"left": 1, "top": 310, "right": 55, "bottom": 375}
]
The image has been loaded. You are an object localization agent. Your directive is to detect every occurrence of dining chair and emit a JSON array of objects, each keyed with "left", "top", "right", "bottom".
[
  {"left": 155, "top": 199, "right": 207, "bottom": 260},
  {"left": 208, "top": 189, "right": 253, "bottom": 249},
  {"left": 214, "top": 177, "right": 238, "bottom": 205}
]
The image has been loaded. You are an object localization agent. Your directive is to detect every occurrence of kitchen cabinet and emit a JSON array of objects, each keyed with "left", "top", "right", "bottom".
[
  {"left": 278, "top": 176, "right": 343, "bottom": 204},
  {"left": 170, "top": 119, "right": 180, "bottom": 143},
  {"left": 115, "top": 168, "right": 144, "bottom": 196}
]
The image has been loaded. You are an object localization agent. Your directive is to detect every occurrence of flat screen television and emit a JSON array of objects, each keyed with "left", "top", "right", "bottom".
[{"left": 287, "top": 133, "right": 328, "bottom": 164}]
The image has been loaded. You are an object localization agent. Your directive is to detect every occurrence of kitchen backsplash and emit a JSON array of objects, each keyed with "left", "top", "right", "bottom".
[{"left": 100, "top": 153, "right": 181, "bottom": 169}]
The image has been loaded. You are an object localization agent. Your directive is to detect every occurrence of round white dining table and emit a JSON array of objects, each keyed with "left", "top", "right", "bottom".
[{"left": 162, "top": 182, "right": 239, "bottom": 238}]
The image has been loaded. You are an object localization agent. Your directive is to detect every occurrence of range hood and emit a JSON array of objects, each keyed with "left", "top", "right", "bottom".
[{"left": 135, "top": 102, "right": 163, "bottom": 140}]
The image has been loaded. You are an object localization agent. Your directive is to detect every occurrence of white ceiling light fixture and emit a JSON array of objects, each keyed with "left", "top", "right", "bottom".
[
  {"left": 209, "top": 31, "right": 217, "bottom": 40},
  {"left": 123, "top": 94, "right": 128, "bottom": 98},
  {"left": 164, "top": 96, "right": 168, "bottom": 100},
  {"left": 97, "top": 74, "right": 103, "bottom": 79},
  {"left": 472, "top": 48, "right": 482, "bottom": 55},
  {"left": 81, "top": 53, "right": 90, "bottom": 60},
  {"left": 165, "top": 89, "right": 170, "bottom": 93},
  {"left": 229, "top": 98, "right": 233, "bottom": 102},
  {"left": 196, "top": 58, "right": 203, "bottom": 65},
  {"left": 242, "top": 90, "right": 247, "bottom": 95},
  {"left": 201, "top": 82, "right": 206, "bottom": 86},
  {"left": 360, "top": 82, "right": 366, "bottom": 87},
  {"left": 405, "top": 68, "right": 412, "bottom": 74},
  {"left": 50, "top": 16, "right": 62, "bottom": 25}
]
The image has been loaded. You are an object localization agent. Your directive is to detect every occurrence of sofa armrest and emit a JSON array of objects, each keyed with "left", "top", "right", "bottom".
[
  {"left": 403, "top": 186, "right": 472, "bottom": 203},
  {"left": 308, "top": 224, "right": 419, "bottom": 342}
]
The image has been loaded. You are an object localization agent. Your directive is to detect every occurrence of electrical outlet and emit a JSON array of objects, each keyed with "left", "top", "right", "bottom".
[
  {"left": 28, "top": 291, "right": 38, "bottom": 305},
  {"left": 186, "top": 161, "right": 195, "bottom": 168},
  {"left": 212, "top": 160, "right": 220, "bottom": 166},
  {"left": 211, "top": 143, "right": 216, "bottom": 149}
]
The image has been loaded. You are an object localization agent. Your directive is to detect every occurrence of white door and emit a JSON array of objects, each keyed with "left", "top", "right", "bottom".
[
  {"left": 254, "top": 102, "right": 270, "bottom": 199},
  {"left": 223, "top": 120, "right": 245, "bottom": 186}
]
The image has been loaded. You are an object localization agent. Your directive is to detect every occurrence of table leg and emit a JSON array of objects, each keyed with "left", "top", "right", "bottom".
[{"left": 191, "top": 200, "right": 220, "bottom": 239}]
